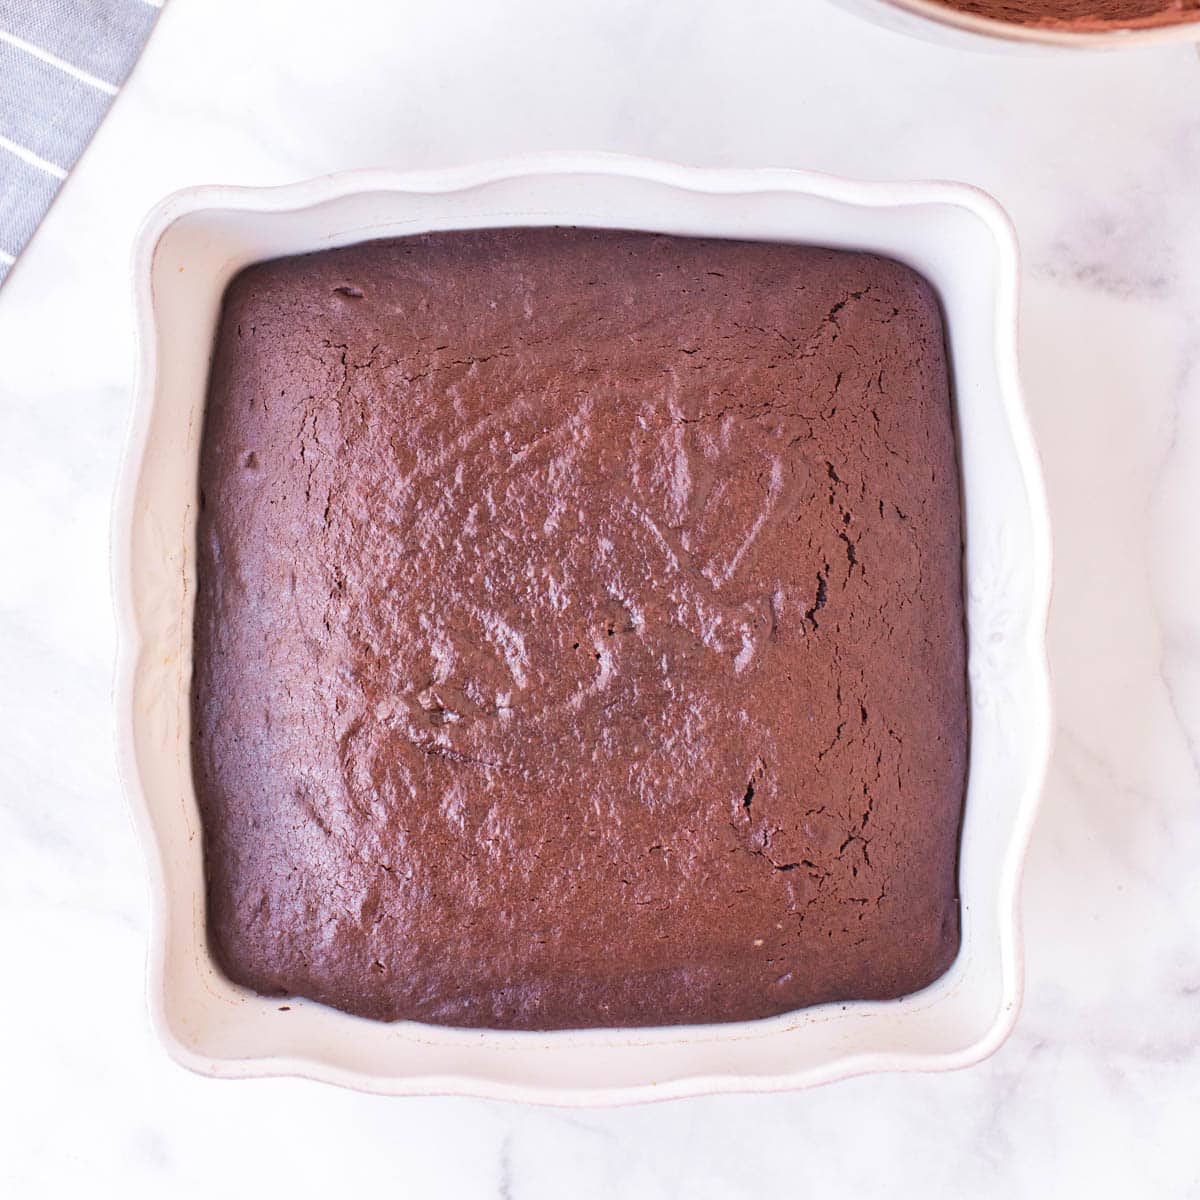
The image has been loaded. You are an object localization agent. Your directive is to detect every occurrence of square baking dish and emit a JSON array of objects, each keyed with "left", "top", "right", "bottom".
[{"left": 114, "top": 155, "right": 1051, "bottom": 1103}]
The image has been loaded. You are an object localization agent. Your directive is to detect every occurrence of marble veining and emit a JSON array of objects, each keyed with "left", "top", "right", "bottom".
[{"left": 0, "top": 0, "right": 1197, "bottom": 1196}]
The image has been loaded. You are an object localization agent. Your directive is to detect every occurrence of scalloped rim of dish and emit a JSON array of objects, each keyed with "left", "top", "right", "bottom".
[
  {"left": 862, "top": 0, "right": 1200, "bottom": 46},
  {"left": 113, "top": 154, "right": 1053, "bottom": 1105}
]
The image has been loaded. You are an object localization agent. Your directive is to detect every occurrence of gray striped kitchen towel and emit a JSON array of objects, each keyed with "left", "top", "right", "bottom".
[{"left": 0, "top": 0, "right": 164, "bottom": 289}]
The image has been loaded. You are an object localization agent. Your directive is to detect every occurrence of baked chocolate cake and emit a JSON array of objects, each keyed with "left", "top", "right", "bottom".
[
  {"left": 192, "top": 228, "right": 967, "bottom": 1030},
  {"left": 934, "top": 0, "right": 1198, "bottom": 29}
]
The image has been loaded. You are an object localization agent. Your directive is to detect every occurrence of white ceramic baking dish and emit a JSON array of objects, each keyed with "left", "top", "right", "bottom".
[
  {"left": 114, "top": 155, "right": 1051, "bottom": 1104},
  {"left": 837, "top": 0, "right": 1200, "bottom": 48}
]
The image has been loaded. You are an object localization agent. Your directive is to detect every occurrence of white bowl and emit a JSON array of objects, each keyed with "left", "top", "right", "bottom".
[
  {"left": 837, "top": 0, "right": 1200, "bottom": 48},
  {"left": 113, "top": 155, "right": 1052, "bottom": 1104}
]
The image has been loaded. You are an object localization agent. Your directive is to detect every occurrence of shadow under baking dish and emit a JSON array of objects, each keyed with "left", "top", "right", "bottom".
[{"left": 114, "top": 155, "right": 1051, "bottom": 1103}]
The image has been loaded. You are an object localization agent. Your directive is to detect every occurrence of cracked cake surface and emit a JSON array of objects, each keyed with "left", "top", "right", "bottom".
[{"left": 192, "top": 227, "right": 968, "bottom": 1030}]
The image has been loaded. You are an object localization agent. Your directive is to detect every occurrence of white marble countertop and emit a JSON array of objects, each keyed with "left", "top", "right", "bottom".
[{"left": 2, "top": 0, "right": 1198, "bottom": 1195}]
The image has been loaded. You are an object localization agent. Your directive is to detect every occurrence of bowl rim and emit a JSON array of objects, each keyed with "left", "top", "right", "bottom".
[
  {"left": 862, "top": 0, "right": 1200, "bottom": 46},
  {"left": 112, "top": 153, "right": 1053, "bottom": 1104}
]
